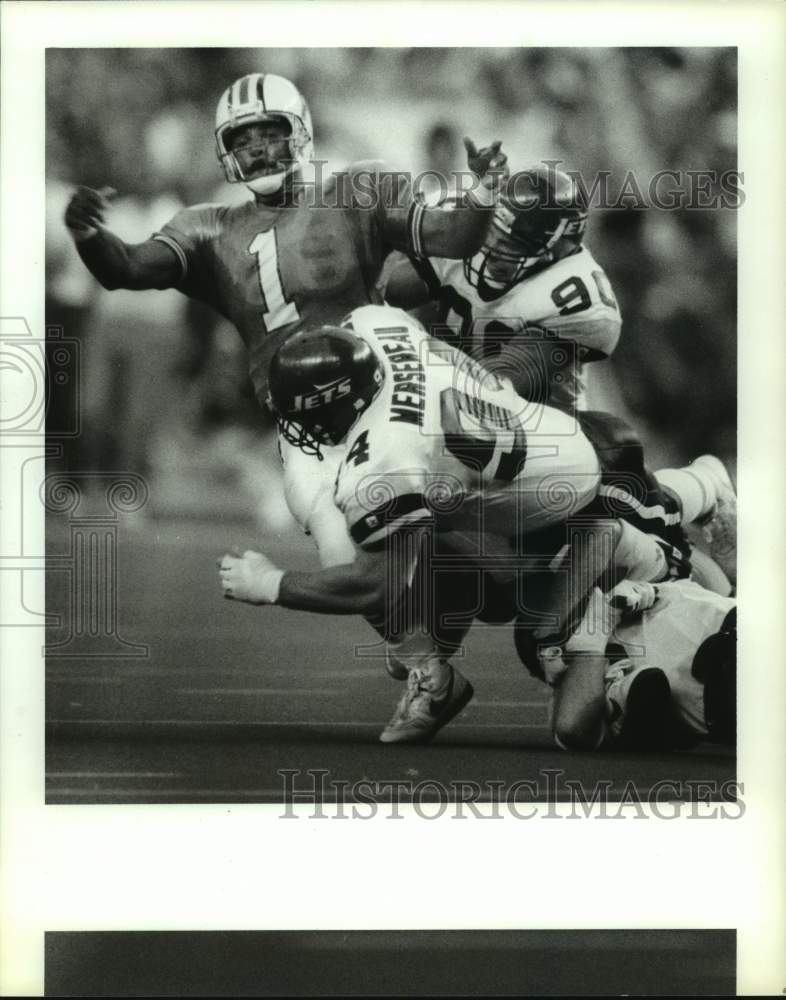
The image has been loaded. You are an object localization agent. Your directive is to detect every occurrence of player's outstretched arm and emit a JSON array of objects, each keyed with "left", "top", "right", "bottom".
[
  {"left": 65, "top": 186, "right": 182, "bottom": 291},
  {"left": 417, "top": 137, "right": 508, "bottom": 259},
  {"left": 218, "top": 546, "right": 397, "bottom": 618}
]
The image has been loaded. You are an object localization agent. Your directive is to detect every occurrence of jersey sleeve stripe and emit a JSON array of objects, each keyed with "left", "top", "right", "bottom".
[
  {"left": 595, "top": 484, "right": 682, "bottom": 526},
  {"left": 407, "top": 198, "right": 427, "bottom": 260},
  {"left": 152, "top": 234, "right": 188, "bottom": 281},
  {"left": 349, "top": 491, "right": 432, "bottom": 546},
  {"left": 409, "top": 255, "right": 442, "bottom": 297}
]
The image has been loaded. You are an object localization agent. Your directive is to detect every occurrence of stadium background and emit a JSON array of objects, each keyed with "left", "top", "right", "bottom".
[{"left": 46, "top": 46, "right": 737, "bottom": 527}]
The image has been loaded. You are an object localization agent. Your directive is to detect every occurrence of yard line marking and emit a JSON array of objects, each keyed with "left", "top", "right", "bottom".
[
  {"left": 47, "top": 785, "right": 640, "bottom": 800},
  {"left": 174, "top": 688, "right": 341, "bottom": 697},
  {"left": 472, "top": 700, "right": 548, "bottom": 709},
  {"left": 48, "top": 669, "right": 386, "bottom": 682},
  {"left": 48, "top": 718, "right": 550, "bottom": 730},
  {"left": 48, "top": 676, "right": 127, "bottom": 685}
]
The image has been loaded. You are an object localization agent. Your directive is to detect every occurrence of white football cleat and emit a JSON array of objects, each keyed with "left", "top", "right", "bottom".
[
  {"left": 379, "top": 662, "right": 474, "bottom": 744},
  {"left": 691, "top": 455, "right": 737, "bottom": 584}
]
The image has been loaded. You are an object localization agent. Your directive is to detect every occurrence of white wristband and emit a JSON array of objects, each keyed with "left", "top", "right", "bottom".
[{"left": 264, "top": 568, "right": 285, "bottom": 605}]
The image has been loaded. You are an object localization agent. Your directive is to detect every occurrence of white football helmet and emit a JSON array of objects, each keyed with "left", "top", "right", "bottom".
[{"left": 215, "top": 73, "right": 314, "bottom": 196}]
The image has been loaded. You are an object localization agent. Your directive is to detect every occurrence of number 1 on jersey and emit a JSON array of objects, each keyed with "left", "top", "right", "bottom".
[{"left": 249, "top": 230, "right": 301, "bottom": 332}]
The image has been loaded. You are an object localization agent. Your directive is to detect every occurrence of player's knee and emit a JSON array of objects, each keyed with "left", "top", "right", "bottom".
[{"left": 553, "top": 714, "right": 601, "bottom": 752}]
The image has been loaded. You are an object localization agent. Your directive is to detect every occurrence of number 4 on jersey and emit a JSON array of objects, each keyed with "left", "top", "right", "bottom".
[
  {"left": 346, "top": 430, "right": 370, "bottom": 468},
  {"left": 249, "top": 230, "right": 301, "bottom": 332}
]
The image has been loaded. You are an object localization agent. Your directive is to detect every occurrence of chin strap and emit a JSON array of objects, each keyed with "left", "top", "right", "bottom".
[{"left": 245, "top": 171, "right": 288, "bottom": 196}]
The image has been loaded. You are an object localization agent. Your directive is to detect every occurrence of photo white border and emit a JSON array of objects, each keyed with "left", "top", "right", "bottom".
[{"left": 2, "top": 1, "right": 785, "bottom": 995}]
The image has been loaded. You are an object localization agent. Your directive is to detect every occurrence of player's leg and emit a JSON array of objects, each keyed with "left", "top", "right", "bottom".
[
  {"left": 686, "top": 547, "right": 733, "bottom": 597},
  {"left": 606, "top": 662, "right": 681, "bottom": 752},
  {"left": 379, "top": 529, "right": 480, "bottom": 743},
  {"left": 576, "top": 411, "right": 736, "bottom": 584},
  {"left": 691, "top": 606, "right": 736, "bottom": 745},
  {"left": 611, "top": 518, "right": 682, "bottom": 584},
  {"left": 512, "top": 517, "right": 620, "bottom": 681},
  {"left": 654, "top": 455, "right": 736, "bottom": 583}
]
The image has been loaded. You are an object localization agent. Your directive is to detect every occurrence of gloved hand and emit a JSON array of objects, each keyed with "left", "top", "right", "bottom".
[
  {"left": 609, "top": 579, "right": 659, "bottom": 615},
  {"left": 218, "top": 548, "right": 284, "bottom": 605}
]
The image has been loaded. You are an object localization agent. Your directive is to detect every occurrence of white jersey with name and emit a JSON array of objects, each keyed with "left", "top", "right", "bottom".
[
  {"left": 414, "top": 245, "right": 621, "bottom": 408},
  {"left": 604, "top": 579, "right": 736, "bottom": 738},
  {"left": 334, "top": 305, "right": 601, "bottom": 550}
]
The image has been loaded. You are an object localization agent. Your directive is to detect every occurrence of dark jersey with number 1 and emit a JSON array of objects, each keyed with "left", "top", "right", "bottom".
[{"left": 153, "top": 162, "right": 461, "bottom": 402}]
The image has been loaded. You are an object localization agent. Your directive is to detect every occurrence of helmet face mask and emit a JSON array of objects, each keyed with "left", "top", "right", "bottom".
[
  {"left": 464, "top": 167, "right": 588, "bottom": 297},
  {"left": 269, "top": 327, "right": 384, "bottom": 458},
  {"left": 225, "top": 119, "right": 295, "bottom": 184},
  {"left": 215, "top": 73, "right": 313, "bottom": 196}
]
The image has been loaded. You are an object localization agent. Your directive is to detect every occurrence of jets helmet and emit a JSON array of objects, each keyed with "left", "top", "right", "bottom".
[
  {"left": 215, "top": 72, "right": 314, "bottom": 196},
  {"left": 465, "top": 166, "right": 588, "bottom": 297},
  {"left": 268, "top": 326, "right": 384, "bottom": 457}
]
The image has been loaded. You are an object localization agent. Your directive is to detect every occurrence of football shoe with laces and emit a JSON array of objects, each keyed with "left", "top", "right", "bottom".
[{"left": 379, "top": 663, "right": 474, "bottom": 744}]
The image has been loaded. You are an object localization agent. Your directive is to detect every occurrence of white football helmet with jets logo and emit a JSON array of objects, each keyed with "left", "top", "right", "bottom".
[{"left": 214, "top": 72, "right": 314, "bottom": 195}]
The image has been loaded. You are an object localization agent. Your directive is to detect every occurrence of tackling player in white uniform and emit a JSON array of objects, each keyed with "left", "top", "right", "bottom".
[
  {"left": 384, "top": 165, "right": 621, "bottom": 413},
  {"left": 384, "top": 164, "right": 736, "bottom": 588},
  {"left": 219, "top": 305, "right": 735, "bottom": 744},
  {"left": 544, "top": 580, "right": 736, "bottom": 751}
]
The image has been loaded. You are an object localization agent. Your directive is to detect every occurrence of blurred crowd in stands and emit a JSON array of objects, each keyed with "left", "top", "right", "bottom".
[{"left": 46, "top": 47, "right": 737, "bottom": 523}]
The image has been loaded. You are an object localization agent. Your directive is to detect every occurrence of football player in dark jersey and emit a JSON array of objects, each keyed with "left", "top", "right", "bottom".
[{"left": 64, "top": 72, "right": 508, "bottom": 558}]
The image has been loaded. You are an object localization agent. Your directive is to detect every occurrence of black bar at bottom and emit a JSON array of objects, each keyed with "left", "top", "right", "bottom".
[{"left": 45, "top": 929, "right": 735, "bottom": 997}]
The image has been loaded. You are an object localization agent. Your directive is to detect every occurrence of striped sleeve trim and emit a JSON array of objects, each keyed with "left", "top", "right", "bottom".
[
  {"left": 152, "top": 234, "right": 188, "bottom": 281},
  {"left": 407, "top": 197, "right": 427, "bottom": 260},
  {"left": 349, "top": 491, "right": 432, "bottom": 547},
  {"left": 410, "top": 255, "right": 442, "bottom": 297},
  {"left": 597, "top": 484, "right": 682, "bottom": 526}
]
